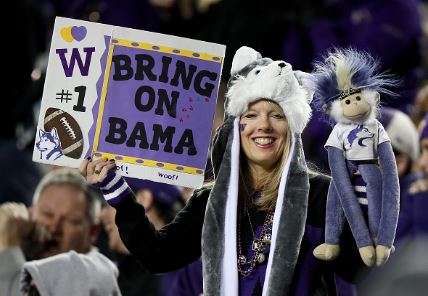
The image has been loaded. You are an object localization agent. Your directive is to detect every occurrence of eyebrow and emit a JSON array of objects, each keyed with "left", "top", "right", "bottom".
[{"left": 246, "top": 108, "right": 281, "bottom": 112}]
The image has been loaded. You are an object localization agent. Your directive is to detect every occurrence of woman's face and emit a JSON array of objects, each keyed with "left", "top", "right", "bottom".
[{"left": 240, "top": 100, "right": 289, "bottom": 171}]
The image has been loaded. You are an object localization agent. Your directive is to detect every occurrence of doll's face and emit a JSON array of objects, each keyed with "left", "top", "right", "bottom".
[{"left": 340, "top": 93, "right": 372, "bottom": 121}]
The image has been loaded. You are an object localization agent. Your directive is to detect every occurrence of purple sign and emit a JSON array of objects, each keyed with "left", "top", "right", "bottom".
[{"left": 96, "top": 45, "right": 221, "bottom": 169}]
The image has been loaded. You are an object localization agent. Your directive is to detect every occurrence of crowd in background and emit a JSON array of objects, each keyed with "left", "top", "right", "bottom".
[{"left": 2, "top": 0, "right": 428, "bottom": 295}]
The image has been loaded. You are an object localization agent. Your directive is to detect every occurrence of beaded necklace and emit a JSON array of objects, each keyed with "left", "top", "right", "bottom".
[{"left": 237, "top": 194, "right": 274, "bottom": 277}]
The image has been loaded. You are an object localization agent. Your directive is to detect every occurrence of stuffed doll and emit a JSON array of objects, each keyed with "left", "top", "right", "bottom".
[{"left": 311, "top": 48, "right": 399, "bottom": 267}]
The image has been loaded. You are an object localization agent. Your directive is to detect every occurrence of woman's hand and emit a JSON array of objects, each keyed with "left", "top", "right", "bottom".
[{"left": 79, "top": 157, "right": 116, "bottom": 185}]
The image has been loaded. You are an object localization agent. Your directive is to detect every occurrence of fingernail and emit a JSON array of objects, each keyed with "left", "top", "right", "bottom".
[{"left": 86, "top": 156, "right": 92, "bottom": 160}]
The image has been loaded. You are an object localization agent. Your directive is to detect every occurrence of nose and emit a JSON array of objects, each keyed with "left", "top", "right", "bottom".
[
  {"left": 48, "top": 216, "right": 63, "bottom": 234},
  {"left": 278, "top": 62, "right": 286, "bottom": 68},
  {"left": 257, "top": 115, "right": 273, "bottom": 132}
]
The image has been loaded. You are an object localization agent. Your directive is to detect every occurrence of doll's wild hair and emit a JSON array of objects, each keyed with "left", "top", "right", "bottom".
[{"left": 312, "top": 47, "right": 398, "bottom": 124}]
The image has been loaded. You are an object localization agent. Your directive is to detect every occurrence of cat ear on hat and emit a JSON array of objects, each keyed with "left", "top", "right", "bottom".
[
  {"left": 294, "top": 70, "right": 316, "bottom": 104},
  {"left": 230, "top": 46, "right": 261, "bottom": 75}
]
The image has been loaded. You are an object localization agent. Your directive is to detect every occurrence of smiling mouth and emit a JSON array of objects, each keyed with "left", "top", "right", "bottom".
[
  {"left": 253, "top": 137, "right": 275, "bottom": 146},
  {"left": 254, "top": 138, "right": 274, "bottom": 145}
]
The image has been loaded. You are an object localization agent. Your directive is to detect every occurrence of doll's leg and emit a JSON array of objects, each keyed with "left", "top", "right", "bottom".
[
  {"left": 347, "top": 162, "right": 376, "bottom": 267},
  {"left": 313, "top": 183, "right": 344, "bottom": 260},
  {"left": 341, "top": 160, "right": 373, "bottom": 247},
  {"left": 358, "top": 164, "right": 382, "bottom": 239},
  {"left": 322, "top": 148, "right": 375, "bottom": 265},
  {"left": 313, "top": 163, "right": 357, "bottom": 260},
  {"left": 325, "top": 182, "right": 345, "bottom": 244}
]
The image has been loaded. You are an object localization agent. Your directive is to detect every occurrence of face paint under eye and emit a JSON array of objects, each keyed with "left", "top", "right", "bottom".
[{"left": 240, "top": 124, "right": 246, "bottom": 132}]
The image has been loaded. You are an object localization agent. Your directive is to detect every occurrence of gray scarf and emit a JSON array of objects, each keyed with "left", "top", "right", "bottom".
[{"left": 202, "top": 116, "right": 309, "bottom": 295}]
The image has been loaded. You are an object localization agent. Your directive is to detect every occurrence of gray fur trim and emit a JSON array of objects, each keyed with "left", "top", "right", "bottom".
[
  {"left": 265, "top": 134, "right": 309, "bottom": 294},
  {"left": 202, "top": 119, "right": 235, "bottom": 295}
]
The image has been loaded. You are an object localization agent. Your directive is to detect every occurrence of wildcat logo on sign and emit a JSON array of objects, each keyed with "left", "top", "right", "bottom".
[{"left": 33, "top": 17, "right": 226, "bottom": 188}]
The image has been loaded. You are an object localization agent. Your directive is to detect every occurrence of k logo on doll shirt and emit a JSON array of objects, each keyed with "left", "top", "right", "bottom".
[{"left": 325, "top": 120, "right": 390, "bottom": 160}]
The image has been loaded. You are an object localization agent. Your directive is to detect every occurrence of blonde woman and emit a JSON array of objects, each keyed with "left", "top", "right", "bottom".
[{"left": 80, "top": 46, "right": 364, "bottom": 295}]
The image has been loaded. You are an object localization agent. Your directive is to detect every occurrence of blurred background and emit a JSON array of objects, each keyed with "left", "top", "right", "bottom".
[
  {"left": 5, "top": 0, "right": 428, "bottom": 187},
  {"left": 3, "top": 0, "right": 428, "bottom": 295}
]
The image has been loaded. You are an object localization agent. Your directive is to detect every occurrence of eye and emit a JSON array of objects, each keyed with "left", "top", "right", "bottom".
[
  {"left": 255, "top": 70, "right": 261, "bottom": 75},
  {"left": 66, "top": 217, "right": 83, "bottom": 227},
  {"left": 272, "top": 113, "right": 285, "bottom": 119},
  {"left": 243, "top": 113, "right": 256, "bottom": 119},
  {"left": 40, "top": 209, "right": 54, "bottom": 219},
  {"left": 356, "top": 96, "right": 361, "bottom": 101},
  {"left": 345, "top": 99, "right": 351, "bottom": 104}
]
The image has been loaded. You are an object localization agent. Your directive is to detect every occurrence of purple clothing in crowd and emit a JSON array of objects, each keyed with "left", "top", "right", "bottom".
[
  {"left": 406, "top": 190, "right": 428, "bottom": 237},
  {"left": 405, "top": 115, "right": 428, "bottom": 238},
  {"left": 168, "top": 258, "right": 203, "bottom": 296},
  {"left": 395, "top": 173, "right": 422, "bottom": 243}
]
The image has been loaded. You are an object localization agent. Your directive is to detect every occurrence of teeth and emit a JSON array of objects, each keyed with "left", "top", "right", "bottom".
[{"left": 254, "top": 138, "right": 273, "bottom": 145}]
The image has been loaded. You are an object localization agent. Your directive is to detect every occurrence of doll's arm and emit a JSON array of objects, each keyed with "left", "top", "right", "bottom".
[
  {"left": 377, "top": 142, "right": 400, "bottom": 247},
  {"left": 328, "top": 147, "right": 372, "bottom": 247}
]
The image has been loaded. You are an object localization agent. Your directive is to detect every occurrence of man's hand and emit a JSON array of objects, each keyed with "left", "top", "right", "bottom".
[
  {"left": 409, "top": 179, "right": 428, "bottom": 194},
  {"left": 0, "top": 203, "right": 32, "bottom": 251}
]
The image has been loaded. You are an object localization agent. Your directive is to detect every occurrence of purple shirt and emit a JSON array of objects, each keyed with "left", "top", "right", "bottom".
[{"left": 238, "top": 207, "right": 270, "bottom": 296}]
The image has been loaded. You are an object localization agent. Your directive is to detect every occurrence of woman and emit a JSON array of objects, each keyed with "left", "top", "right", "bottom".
[{"left": 80, "top": 46, "right": 364, "bottom": 295}]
